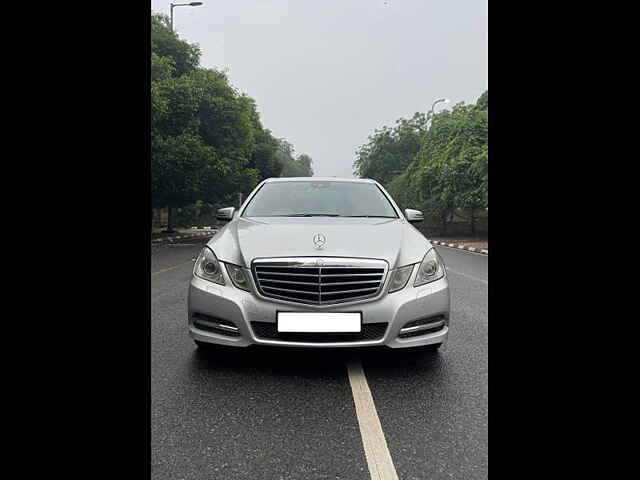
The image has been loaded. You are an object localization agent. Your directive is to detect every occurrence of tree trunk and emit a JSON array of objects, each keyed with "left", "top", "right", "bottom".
[
  {"left": 470, "top": 209, "right": 476, "bottom": 237},
  {"left": 165, "top": 206, "right": 175, "bottom": 233}
]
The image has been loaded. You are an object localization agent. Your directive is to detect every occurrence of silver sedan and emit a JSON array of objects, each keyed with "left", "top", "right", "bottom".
[{"left": 188, "top": 177, "right": 450, "bottom": 350}]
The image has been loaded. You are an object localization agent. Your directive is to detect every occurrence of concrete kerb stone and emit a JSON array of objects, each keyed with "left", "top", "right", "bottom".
[
  {"left": 429, "top": 239, "right": 488, "bottom": 255},
  {"left": 151, "top": 229, "right": 217, "bottom": 245}
]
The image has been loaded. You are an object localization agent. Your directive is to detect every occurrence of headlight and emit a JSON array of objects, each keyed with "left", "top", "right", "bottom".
[
  {"left": 226, "top": 264, "right": 249, "bottom": 291},
  {"left": 414, "top": 248, "right": 445, "bottom": 286},
  {"left": 193, "top": 247, "right": 225, "bottom": 285},
  {"left": 388, "top": 265, "right": 414, "bottom": 293}
]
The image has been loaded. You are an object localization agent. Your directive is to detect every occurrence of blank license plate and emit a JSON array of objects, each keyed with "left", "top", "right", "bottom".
[{"left": 277, "top": 312, "right": 361, "bottom": 333}]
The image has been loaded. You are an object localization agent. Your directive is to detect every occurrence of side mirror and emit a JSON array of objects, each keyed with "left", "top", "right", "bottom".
[
  {"left": 405, "top": 208, "right": 424, "bottom": 223},
  {"left": 216, "top": 207, "right": 235, "bottom": 222}
]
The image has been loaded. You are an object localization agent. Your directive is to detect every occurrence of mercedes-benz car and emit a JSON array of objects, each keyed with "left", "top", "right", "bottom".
[{"left": 188, "top": 177, "right": 450, "bottom": 350}]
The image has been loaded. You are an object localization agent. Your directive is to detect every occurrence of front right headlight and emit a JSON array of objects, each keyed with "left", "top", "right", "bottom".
[
  {"left": 193, "top": 247, "right": 225, "bottom": 285},
  {"left": 414, "top": 248, "right": 445, "bottom": 286}
]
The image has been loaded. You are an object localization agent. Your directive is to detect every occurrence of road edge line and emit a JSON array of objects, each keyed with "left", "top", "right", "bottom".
[
  {"left": 151, "top": 260, "right": 193, "bottom": 277},
  {"left": 445, "top": 267, "right": 488, "bottom": 284}
]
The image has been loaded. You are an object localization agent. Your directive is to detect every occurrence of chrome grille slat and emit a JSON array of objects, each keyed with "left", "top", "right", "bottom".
[
  {"left": 254, "top": 271, "right": 320, "bottom": 278},
  {"left": 252, "top": 257, "right": 388, "bottom": 305},
  {"left": 258, "top": 278, "right": 320, "bottom": 286},
  {"left": 322, "top": 287, "right": 379, "bottom": 295},
  {"left": 263, "top": 286, "right": 320, "bottom": 295},
  {"left": 262, "top": 292, "right": 322, "bottom": 304},
  {"left": 315, "top": 280, "right": 380, "bottom": 286},
  {"left": 258, "top": 278, "right": 380, "bottom": 287},
  {"left": 321, "top": 273, "right": 383, "bottom": 278}
]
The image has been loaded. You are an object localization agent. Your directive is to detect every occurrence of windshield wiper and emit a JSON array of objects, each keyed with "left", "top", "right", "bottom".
[
  {"left": 285, "top": 213, "right": 341, "bottom": 217},
  {"left": 268, "top": 214, "right": 395, "bottom": 218}
]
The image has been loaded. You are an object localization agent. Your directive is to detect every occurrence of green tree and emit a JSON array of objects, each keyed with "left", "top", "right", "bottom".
[
  {"left": 151, "top": 11, "right": 312, "bottom": 229},
  {"left": 410, "top": 97, "right": 487, "bottom": 235},
  {"left": 244, "top": 96, "right": 283, "bottom": 179},
  {"left": 356, "top": 91, "right": 488, "bottom": 236},
  {"left": 277, "top": 140, "right": 314, "bottom": 177},
  {"left": 151, "top": 14, "right": 200, "bottom": 77},
  {"left": 151, "top": 133, "right": 215, "bottom": 228},
  {"left": 353, "top": 112, "right": 428, "bottom": 184}
]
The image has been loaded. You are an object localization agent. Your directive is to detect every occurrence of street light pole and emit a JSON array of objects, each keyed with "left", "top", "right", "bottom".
[
  {"left": 170, "top": 2, "right": 203, "bottom": 31},
  {"left": 164, "top": 1, "right": 203, "bottom": 233},
  {"left": 429, "top": 98, "right": 450, "bottom": 129}
]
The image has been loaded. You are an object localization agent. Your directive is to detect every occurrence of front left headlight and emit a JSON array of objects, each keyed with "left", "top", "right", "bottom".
[
  {"left": 388, "top": 264, "right": 414, "bottom": 293},
  {"left": 225, "top": 264, "right": 250, "bottom": 291},
  {"left": 414, "top": 248, "right": 445, "bottom": 286}
]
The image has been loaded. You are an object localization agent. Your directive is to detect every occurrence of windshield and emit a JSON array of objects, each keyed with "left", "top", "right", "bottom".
[{"left": 242, "top": 181, "right": 398, "bottom": 218}]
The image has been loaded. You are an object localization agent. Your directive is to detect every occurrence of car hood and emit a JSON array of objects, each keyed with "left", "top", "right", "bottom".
[{"left": 208, "top": 216, "right": 431, "bottom": 269}]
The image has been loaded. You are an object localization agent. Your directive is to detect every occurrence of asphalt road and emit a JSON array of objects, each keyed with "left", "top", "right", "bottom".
[{"left": 151, "top": 240, "right": 488, "bottom": 480}]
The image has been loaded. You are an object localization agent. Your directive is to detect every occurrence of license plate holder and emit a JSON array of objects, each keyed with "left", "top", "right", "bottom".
[{"left": 276, "top": 312, "right": 362, "bottom": 333}]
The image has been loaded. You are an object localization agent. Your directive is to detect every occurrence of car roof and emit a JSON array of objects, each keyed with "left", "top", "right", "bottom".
[{"left": 263, "top": 177, "right": 376, "bottom": 184}]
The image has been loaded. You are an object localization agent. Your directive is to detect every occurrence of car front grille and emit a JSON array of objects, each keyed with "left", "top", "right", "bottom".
[
  {"left": 251, "top": 321, "right": 388, "bottom": 343},
  {"left": 252, "top": 257, "right": 388, "bottom": 305}
]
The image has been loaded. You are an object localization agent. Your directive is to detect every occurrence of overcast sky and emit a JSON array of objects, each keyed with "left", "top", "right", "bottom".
[{"left": 151, "top": 0, "right": 487, "bottom": 178}]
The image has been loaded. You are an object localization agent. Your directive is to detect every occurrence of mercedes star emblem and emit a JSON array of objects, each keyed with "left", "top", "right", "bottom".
[{"left": 313, "top": 233, "right": 327, "bottom": 249}]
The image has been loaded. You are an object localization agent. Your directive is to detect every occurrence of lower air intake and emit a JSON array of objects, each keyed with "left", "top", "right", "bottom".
[
  {"left": 192, "top": 313, "right": 241, "bottom": 337},
  {"left": 398, "top": 315, "right": 445, "bottom": 339},
  {"left": 251, "top": 322, "right": 387, "bottom": 343}
]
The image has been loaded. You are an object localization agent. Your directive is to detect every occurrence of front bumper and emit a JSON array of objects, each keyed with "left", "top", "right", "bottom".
[{"left": 187, "top": 264, "right": 450, "bottom": 349}]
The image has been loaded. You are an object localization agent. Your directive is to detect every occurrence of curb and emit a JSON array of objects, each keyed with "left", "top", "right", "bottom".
[
  {"left": 431, "top": 240, "right": 488, "bottom": 255},
  {"left": 151, "top": 229, "right": 217, "bottom": 245}
]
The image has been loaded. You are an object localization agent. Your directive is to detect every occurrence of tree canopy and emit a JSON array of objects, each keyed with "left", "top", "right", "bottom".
[
  {"left": 353, "top": 91, "right": 488, "bottom": 234},
  {"left": 151, "top": 13, "right": 314, "bottom": 228},
  {"left": 276, "top": 140, "right": 314, "bottom": 177},
  {"left": 353, "top": 112, "right": 428, "bottom": 185}
]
